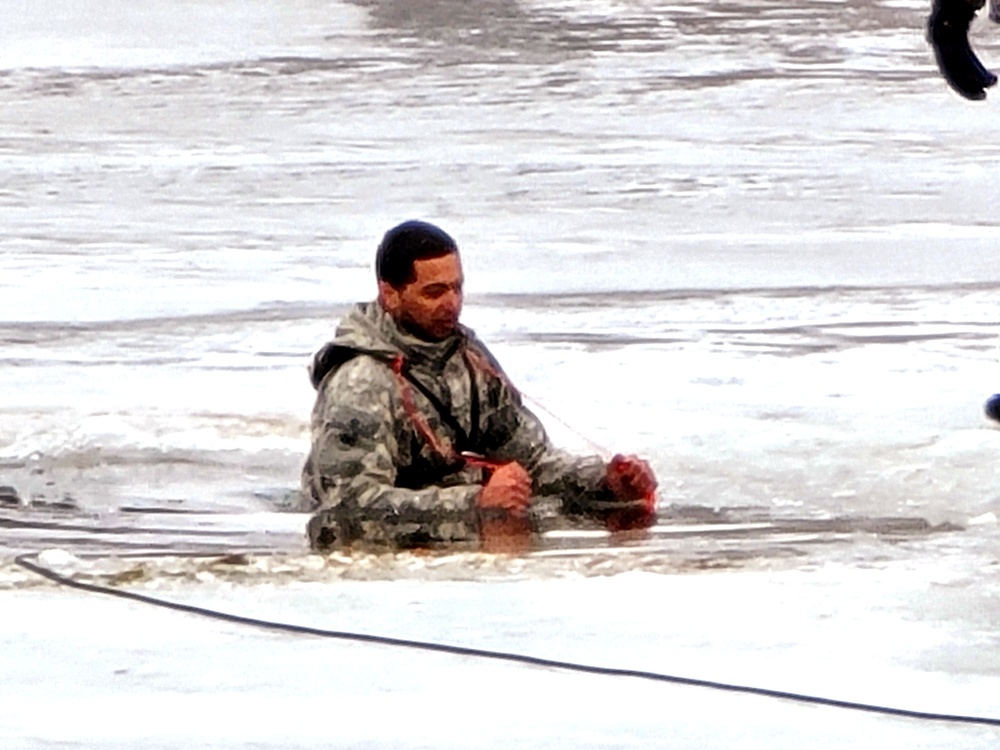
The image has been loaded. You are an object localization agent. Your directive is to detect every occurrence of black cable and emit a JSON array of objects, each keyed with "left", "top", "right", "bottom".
[{"left": 14, "top": 552, "right": 1000, "bottom": 729}]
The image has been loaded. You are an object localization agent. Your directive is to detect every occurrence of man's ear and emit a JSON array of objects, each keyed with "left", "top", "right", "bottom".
[{"left": 378, "top": 280, "right": 402, "bottom": 316}]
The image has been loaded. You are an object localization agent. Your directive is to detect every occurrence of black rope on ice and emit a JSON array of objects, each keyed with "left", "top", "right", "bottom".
[{"left": 14, "top": 552, "right": 1000, "bottom": 729}]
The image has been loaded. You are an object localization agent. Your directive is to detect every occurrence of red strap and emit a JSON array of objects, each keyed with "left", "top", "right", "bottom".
[{"left": 391, "top": 355, "right": 459, "bottom": 464}]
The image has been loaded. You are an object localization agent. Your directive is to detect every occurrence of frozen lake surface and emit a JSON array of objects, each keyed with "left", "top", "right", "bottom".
[{"left": 2, "top": 0, "right": 1000, "bottom": 746}]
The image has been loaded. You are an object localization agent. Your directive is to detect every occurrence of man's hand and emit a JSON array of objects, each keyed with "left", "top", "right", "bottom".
[
  {"left": 605, "top": 454, "right": 657, "bottom": 503},
  {"left": 603, "top": 454, "right": 658, "bottom": 532},
  {"left": 478, "top": 461, "right": 532, "bottom": 515},
  {"left": 478, "top": 462, "right": 533, "bottom": 552}
]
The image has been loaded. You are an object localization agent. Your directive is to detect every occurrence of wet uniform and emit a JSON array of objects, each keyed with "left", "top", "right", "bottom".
[{"left": 302, "top": 302, "right": 616, "bottom": 550}]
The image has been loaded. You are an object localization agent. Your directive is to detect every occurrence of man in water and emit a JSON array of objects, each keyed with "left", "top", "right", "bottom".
[{"left": 302, "top": 220, "right": 658, "bottom": 551}]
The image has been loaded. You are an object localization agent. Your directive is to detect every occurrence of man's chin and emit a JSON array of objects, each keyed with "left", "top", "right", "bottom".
[
  {"left": 401, "top": 318, "right": 458, "bottom": 342},
  {"left": 427, "top": 323, "right": 459, "bottom": 341}
]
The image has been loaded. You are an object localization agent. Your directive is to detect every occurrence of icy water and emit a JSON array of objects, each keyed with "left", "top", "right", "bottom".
[{"left": 2, "top": 0, "right": 1000, "bottom": 746}]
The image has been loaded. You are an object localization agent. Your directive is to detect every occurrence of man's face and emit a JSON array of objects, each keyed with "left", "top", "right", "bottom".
[{"left": 380, "top": 252, "right": 464, "bottom": 341}]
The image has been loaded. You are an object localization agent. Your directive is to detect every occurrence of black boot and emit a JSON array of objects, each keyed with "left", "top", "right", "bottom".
[{"left": 928, "top": 0, "right": 997, "bottom": 100}]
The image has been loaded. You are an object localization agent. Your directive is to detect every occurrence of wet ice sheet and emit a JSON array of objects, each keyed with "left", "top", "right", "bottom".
[
  {"left": 0, "top": 500, "right": 970, "bottom": 577},
  {"left": 2, "top": 552, "right": 999, "bottom": 749}
]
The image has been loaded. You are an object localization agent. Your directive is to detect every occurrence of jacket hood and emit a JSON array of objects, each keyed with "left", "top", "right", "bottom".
[{"left": 308, "top": 301, "right": 469, "bottom": 389}]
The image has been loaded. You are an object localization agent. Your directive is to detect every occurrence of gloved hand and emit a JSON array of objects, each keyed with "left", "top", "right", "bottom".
[
  {"left": 606, "top": 454, "right": 657, "bottom": 503},
  {"left": 602, "top": 454, "right": 658, "bottom": 531},
  {"left": 928, "top": 0, "right": 997, "bottom": 100}
]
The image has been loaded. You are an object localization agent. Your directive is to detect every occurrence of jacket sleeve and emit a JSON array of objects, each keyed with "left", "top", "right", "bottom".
[
  {"left": 482, "top": 378, "right": 613, "bottom": 512},
  {"left": 303, "top": 357, "right": 484, "bottom": 549},
  {"left": 518, "top": 407, "right": 611, "bottom": 508}
]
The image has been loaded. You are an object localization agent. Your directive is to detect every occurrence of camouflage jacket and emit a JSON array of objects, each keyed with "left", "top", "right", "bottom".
[{"left": 301, "top": 301, "right": 613, "bottom": 550}]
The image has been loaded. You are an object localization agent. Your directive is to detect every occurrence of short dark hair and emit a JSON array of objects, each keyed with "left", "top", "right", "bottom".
[{"left": 376, "top": 220, "right": 458, "bottom": 288}]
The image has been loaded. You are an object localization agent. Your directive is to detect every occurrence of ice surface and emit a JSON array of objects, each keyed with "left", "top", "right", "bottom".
[
  {"left": 3, "top": 555, "right": 999, "bottom": 749},
  {"left": 2, "top": 0, "right": 1000, "bottom": 746}
]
